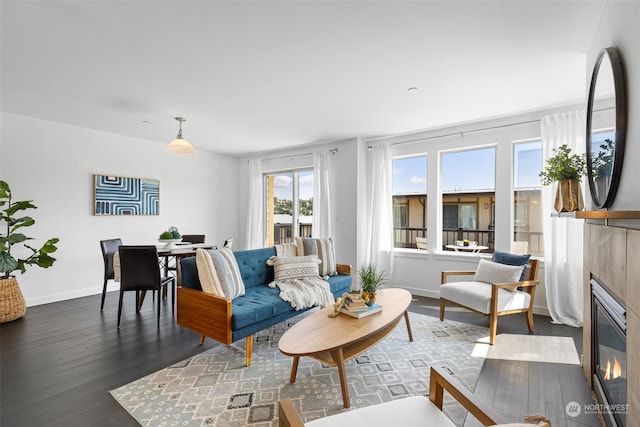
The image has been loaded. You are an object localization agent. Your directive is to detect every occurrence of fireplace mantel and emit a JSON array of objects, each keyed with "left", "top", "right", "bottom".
[{"left": 552, "top": 210, "right": 640, "bottom": 219}]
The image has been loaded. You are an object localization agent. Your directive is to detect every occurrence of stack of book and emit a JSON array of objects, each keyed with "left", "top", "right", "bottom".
[{"left": 340, "top": 293, "right": 382, "bottom": 318}]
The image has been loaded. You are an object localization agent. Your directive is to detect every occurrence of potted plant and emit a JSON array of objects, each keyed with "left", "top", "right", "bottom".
[
  {"left": 358, "top": 263, "right": 388, "bottom": 305},
  {"left": 539, "top": 144, "right": 587, "bottom": 212},
  {"left": 0, "top": 181, "right": 59, "bottom": 323}
]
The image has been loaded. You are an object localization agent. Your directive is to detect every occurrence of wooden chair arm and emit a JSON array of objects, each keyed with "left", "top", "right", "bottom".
[
  {"left": 429, "top": 365, "right": 505, "bottom": 425},
  {"left": 494, "top": 280, "right": 539, "bottom": 289},
  {"left": 441, "top": 270, "right": 475, "bottom": 283},
  {"left": 336, "top": 263, "right": 352, "bottom": 275},
  {"left": 176, "top": 286, "right": 233, "bottom": 344},
  {"left": 278, "top": 399, "right": 305, "bottom": 427}
]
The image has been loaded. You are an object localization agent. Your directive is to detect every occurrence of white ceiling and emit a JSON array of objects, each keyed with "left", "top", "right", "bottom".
[{"left": 1, "top": 0, "right": 604, "bottom": 156}]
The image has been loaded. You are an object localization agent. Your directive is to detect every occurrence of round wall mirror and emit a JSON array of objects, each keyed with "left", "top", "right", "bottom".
[{"left": 586, "top": 47, "right": 626, "bottom": 209}]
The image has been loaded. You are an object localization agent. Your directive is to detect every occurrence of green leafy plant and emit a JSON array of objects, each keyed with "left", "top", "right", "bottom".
[
  {"left": 0, "top": 181, "right": 59, "bottom": 279},
  {"left": 591, "top": 139, "right": 614, "bottom": 179},
  {"left": 358, "top": 263, "right": 389, "bottom": 293},
  {"left": 539, "top": 144, "right": 587, "bottom": 185}
]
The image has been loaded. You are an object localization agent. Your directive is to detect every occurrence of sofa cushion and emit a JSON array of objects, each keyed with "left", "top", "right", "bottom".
[
  {"left": 231, "top": 286, "right": 294, "bottom": 330},
  {"left": 295, "top": 237, "right": 336, "bottom": 277},
  {"left": 267, "top": 255, "right": 321, "bottom": 280},
  {"left": 327, "top": 274, "right": 351, "bottom": 295},
  {"left": 233, "top": 247, "right": 277, "bottom": 289},
  {"left": 440, "top": 281, "right": 531, "bottom": 314},
  {"left": 306, "top": 396, "right": 455, "bottom": 427}
]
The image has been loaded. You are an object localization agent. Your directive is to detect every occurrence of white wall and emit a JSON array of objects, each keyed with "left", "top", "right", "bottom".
[
  {"left": 0, "top": 113, "right": 240, "bottom": 306},
  {"left": 586, "top": 0, "right": 640, "bottom": 229}
]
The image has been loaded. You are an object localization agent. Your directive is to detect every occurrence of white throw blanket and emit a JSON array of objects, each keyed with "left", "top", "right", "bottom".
[{"left": 268, "top": 277, "right": 334, "bottom": 311}]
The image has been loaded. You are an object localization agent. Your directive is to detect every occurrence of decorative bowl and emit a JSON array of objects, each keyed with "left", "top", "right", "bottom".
[{"left": 158, "top": 238, "right": 182, "bottom": 249}]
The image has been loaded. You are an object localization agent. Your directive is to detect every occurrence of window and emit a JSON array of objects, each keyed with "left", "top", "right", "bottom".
[
  {"left": 265, "top": 169, "right": 313, "bottom": 246},
  {"left": 513, "top": 141, "right": 543, "bottom": 256},
  {"left": 441, "top": 147, "right": 495, "bottom": 250},
  {"left": 387, "top": 115, "right": 550, "bottom": 258},
  {"left": 392, "top": 156, "right": 427, "bottom": 248}
]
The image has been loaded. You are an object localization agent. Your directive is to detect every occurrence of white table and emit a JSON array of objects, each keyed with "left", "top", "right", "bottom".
[{"left": 445, "top": 244, "right": 488, "bottom": 253}]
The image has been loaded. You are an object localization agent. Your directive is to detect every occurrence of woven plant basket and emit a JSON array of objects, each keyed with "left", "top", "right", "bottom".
[{"left": 0, "top": 277, "right": 27, "bottom": 323}]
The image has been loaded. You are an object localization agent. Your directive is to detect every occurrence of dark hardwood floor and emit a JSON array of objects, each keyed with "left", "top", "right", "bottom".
[{"left": 1, "top": 291, "right": 597, "bottom": 426}]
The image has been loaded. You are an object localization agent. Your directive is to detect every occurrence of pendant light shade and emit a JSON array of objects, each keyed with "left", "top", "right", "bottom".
[{"left": 165, "top": 117, "right": 196, "bottom": 154}]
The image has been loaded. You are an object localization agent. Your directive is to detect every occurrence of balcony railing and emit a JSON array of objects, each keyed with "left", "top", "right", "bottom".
[
  {"left": 273, "top": 224, "right": 313, "bottom": 244},
  {"left": 394, "top": 227, "right": 544, "bottom": 256}
]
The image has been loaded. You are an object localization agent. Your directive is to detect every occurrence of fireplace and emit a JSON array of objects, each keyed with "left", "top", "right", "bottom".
[{"left": 591, "top": 276, "right": 627, "bottom": 427}]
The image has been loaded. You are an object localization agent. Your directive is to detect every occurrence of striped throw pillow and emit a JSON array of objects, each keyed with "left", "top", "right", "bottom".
[
  {"left": 195, "top": 248, "right": 245, "bottom": 299},
  {"left": 295, "top": 237, "right": 337, "bottom": 277}
]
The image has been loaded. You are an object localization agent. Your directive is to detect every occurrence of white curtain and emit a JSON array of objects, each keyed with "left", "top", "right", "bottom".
[
  {"left": 312, "top": 150, "right": 333, "bottom": 239},
  {"left": 245, "top": 159, "right": 264, "bottom": 249},
  {"left": 364, "top": 142, "right": 394, "bottom": 275},
  {"left": 541, "top": 111, "right": 585, "bottom": 327}
]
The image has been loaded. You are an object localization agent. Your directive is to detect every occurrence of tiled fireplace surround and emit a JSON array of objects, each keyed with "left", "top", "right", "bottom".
[{"left": 583, "top": 223, "right": 640, "bottom": 422}]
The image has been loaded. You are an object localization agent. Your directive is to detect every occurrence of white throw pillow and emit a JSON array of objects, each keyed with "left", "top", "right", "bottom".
[
  {"left": 295, "top": 237, "right": 337, "bottom": 276},
  {"left": 474, "top": 258, "right": 524, "bottom": 292},
  {"left": 195, "top": 248, "right": 245, "bottom": 299},
  {"left": 267, "top": 255, "right": 321, "bottom": 280}
]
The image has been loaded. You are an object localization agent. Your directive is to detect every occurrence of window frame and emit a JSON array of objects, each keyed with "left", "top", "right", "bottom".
[
  {"left": 390, "top": 118, "right": 544, "bottom": 258},
  {"left": 264, "top": 167, "right": 314, "bottom": 246}
]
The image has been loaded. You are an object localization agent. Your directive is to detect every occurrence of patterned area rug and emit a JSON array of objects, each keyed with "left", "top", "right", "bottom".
[{"left": 110, "top": 311, "right": 489, "bottom": 426}]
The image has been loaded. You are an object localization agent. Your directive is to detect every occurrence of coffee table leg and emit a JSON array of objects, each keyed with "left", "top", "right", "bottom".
[
  {"left": 289, "top": 356, "right": 300, "bottom": 383},
  {"left": 403, "top": 310, "right": 414, "bottom": 342},
  {"left": 330, "top": 348, "right": 350, "bottom": 408}
]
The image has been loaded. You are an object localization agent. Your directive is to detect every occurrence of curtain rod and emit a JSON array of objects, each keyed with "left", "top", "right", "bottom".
[
  {"left": 388, "top": 118, "right": 541, "bottom": 147},
  {"left": 374, "top": 106, "right": 615, "bottom": 148},
  {"left": 257, "top": 147, "right": 338, "bottom": 162}
]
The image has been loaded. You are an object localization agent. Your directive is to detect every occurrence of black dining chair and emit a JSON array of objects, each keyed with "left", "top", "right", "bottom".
[
  {"left": 100, "top": 238, "right": 123, "bottom": 311},
  {"left": 181, "top": 234, "right": 205, "bottom": 244},
  {"left": 117, "top": 245, "right": 176, "bottom": 328}
]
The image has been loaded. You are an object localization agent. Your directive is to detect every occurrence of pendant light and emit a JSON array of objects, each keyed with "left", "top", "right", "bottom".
[{"left": 165, "top": 117, "right": 196, "bottom": 154}]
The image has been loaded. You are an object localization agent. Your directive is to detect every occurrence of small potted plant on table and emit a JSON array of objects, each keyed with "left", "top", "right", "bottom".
[{"left": 358, "top": 263, "right": 388, "bottom": 306}]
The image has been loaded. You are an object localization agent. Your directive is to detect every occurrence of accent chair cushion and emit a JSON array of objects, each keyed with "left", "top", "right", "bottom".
[
  {"left": 492, "top": 251, "right": 531, "bottom": 281},
  {"left": 267, "top": 255, "right": 321, "bottom": 280},
  {"left": 305, "top": 396, "right": 456, "bottom": 427},
  {"left": 440, "top": 281, "right": 531, "bottom": 314},
  {"left": 295, "top": 237, "right": 337, "bottom": 277},
  {"left": 474, "top": 259, "right": 525, "bottom": 292},
  {"left": 195, "top": 248, "right": 245, "bottom": 299}
]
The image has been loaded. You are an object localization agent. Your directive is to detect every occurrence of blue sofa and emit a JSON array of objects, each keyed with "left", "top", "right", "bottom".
[{"left": 176, "top": 247, "right": 352, "bottom": 366}]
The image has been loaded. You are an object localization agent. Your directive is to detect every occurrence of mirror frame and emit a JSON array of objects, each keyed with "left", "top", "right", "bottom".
[{"left": 586, "top": 47, "right": 627, "bottom": 209}]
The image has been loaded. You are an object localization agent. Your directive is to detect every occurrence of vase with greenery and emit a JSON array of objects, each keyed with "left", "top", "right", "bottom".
[
  {"left": 358, "top": 263, "right": 388, "bottom": 305},
  {"left": 0, "top": 180, "right": 59, "bottom": 322},
  {"left": 539, "top": 144, "right": 587, "bottom": 212}
]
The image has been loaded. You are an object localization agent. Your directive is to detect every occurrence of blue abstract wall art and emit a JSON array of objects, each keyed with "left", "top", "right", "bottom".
[{"left": 94, "top": 174, "right": 159, "bottom": 215}]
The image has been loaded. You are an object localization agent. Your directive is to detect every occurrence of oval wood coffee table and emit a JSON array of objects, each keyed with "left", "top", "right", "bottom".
[{"left": 278, "top": 288, "right": 413, "bottom": 408}]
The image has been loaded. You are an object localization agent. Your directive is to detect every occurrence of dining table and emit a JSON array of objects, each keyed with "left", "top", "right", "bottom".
[
  {"left": 444, "top": 244, "right": 488, "bottom": 253},
  {"left": 157, "top": 243, "right": 216, "bottom": 285}
]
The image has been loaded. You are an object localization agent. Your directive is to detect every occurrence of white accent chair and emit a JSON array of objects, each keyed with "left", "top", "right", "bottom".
[
  {"left": 279, "top": 366, "right": 550, "bottom": 427},
  {"left": 440, "top": 258, "right": 539, "bottom": 345},
  {"left": 416, "top": 236, "right": 427, "bottom": 249}
]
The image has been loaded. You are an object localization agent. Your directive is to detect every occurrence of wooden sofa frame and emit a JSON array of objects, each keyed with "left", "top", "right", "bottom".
[
  {"left": 440, "top": 259, "right": 540, "bottom": 345},
  {"left": 177, "top": 263, "right": 352, "bottom": 367},
  {"left": 278, "top": 365, "right": 506, "bottom": 426}
]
